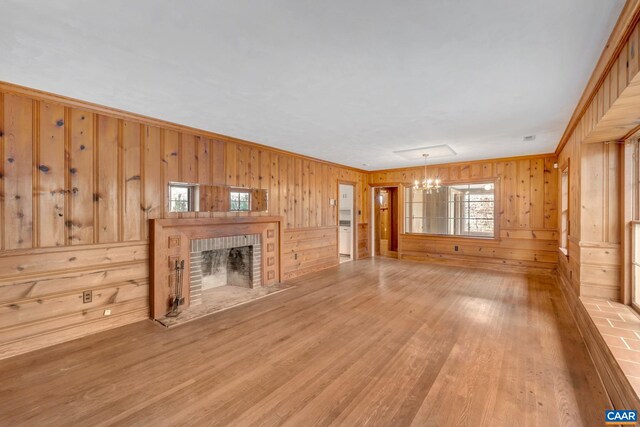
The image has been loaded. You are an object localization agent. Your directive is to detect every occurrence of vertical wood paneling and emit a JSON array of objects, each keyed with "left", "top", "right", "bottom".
[
  {"left": 582, "top": 143, "right": 604, "bottom": 242},
  {"left": 122, "top": 120, "right": 142, "bottom": 241},
  {"left": 249, "top": 148, "right": 259, "bottom": 190},
  {"left": 96, "top": 115, "right": 119, "bottom": 243},
  {"left": 179, "top": 134, "right": 197, "bottom": 219},
  {"left": 302, "top": 160, "right": 310, "bottom": 227},
  {"left": 69, "top": 109, "right": 94, "bottom": 245},
  {"left": 618, "top": 50, "right": 627, "bottom": 96},
  {"left": 211, "top": 139, "right": 225, "bottom": 185},
  {"left": 501, "top": 161, "right": 516, "bottom": 228},
  {"left": 163, "top": 130, "right": 180, "bottom": 184},
  {"left": 294, "top": 158, "right": 302, "bottom": 228},
  {"left": 196, "top": 136, "right": 211, "bottom": 218},
  {"left": 607, "top": 143, "right": 620, "bottom": 244},
  {"left": 225, "top": 141, "right": 237, "bottom": 187},
  {"left": 629, "top": 24, "right": 639, "bottom": 86},
  {"left": 330, "top": 166, "right": 338, "bottom": 226},
  {"left": 38, "top": 101, "right": 66, "bottom": 247},
  {"left": 321, "top": 164, "right": 328, "bottom": 226},
  {"left": 269, "top": 153, "right": 279, "bottom": 218},
  {"left": 180, "top": 134, "right": 197, "bottom": 184},
  {"left": 237, "top": 144, "right": 247, "bottom": 188},
  {"left": 543, "top": 157, "right": 558, "bottom": 230},
  {"left": 258, "top": 150, "right": 270, "bottom": 216},
  {"left": 279, "top": 155, "right": 289, "bottom": 227},
  {"left": 315, "top": 162, "right": 322, "bottom": 227},
  {"left": 610, "top": 60, "right": 619, "bottom": 105},
  {"left": 530, "top": 158, "right": 544, "bottom": 229},
  {"left": 163, "top": 130, "right": 179, "bottom": 218},
  {"left": 516, "top": 160, "right": 531, "bottom": 228},
  {"left": 3, "top": 95, "right": 33, "bottom": 249},
  {"left": 143, "top": 126, "right": 162, "bottom": 225}
]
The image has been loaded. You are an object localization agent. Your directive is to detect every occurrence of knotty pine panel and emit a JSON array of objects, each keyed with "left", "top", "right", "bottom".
[
  {"left": 3, "top": 94, "right": 33, "bottom": 250},
  {"left": 142, "top": 125, "right": 162, "bottom": 228},
  {"left": 122, "top": 120, "right": 143, "bottom": 241},
  {"left": 69, "top": 109, "right": 94, "bottom": 245},
  {"left": 37, "top": 101, "right": 66, "bottom": 247},
  {"left": 97, "top": 115, "right": 119, "bottom": 243}
]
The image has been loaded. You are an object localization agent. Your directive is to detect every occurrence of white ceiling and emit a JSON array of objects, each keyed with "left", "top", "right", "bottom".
[{"left": 0, "top": 0, "right": 626, "bottom": 170}]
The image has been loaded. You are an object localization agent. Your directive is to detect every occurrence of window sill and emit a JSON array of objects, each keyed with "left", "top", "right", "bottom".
[
  {"left": 401, "top": 233, "right": 498, "bottom": 242},
  {"left": 582, "top": 296, "right": 640, "bottom": 398}
]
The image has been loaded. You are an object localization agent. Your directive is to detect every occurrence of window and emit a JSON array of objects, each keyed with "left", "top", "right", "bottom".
[
  {"left": 230, "top": 190, "right": 251, "bottom": 211},
  {"left": 404, "top": 182, "right": 495, "bottom": 237},
  {"left": 560, "top": 166, "right": 569, "bottom": 256},
  {"left": 169, "top": 183, "right": 198, "bottom": 212},
  {"left": 631, "top": 142, "right": 640, "bottom": 310}
]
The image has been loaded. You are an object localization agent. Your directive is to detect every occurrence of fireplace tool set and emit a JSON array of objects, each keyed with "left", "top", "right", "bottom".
[{"left": 166, "top": 259, "right": 185, "bottom": 317}]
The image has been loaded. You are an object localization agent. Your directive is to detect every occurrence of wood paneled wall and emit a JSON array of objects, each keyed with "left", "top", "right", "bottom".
[
  {"left": 554, "top": 9, "right": 640, "bottom": 301},
  {"left": 0, "top": 85, "right": 369, "bottom": 359},
  {"left": 370, "top": 154, "right": 559, "bottom": 273}
]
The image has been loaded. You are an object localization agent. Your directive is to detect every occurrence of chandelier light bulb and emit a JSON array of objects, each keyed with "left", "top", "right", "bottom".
[{"left": 414, "top": 153, "right": 443, "bottom": 192}]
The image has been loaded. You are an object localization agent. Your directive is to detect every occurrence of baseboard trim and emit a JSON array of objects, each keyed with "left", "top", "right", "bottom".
[{"left": 398, "top": 253, "right": 556, "bottom": 276}]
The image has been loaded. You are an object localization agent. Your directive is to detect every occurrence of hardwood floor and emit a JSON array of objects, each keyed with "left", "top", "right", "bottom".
[{"left": 0, "top": 258, "right": 609, "bottom": 426}]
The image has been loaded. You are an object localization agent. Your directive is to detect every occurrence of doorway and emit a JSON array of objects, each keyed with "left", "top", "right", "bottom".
[
  {"left": 338, "top": 183, "right": 355, "bottom": 263},
  {"left": 373, "top": 187, "right": 399, "bottom": 258}
]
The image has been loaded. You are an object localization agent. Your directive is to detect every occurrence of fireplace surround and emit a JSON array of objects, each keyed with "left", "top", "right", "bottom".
[{"left": 150, "top": 217, "right": 282, "bottom": 319}]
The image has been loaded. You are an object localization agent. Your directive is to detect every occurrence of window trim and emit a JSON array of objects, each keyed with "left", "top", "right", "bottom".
[
  {"left": 559, "top": 162, "right": 570, "bottom": 258},
  {"left": 229, "top": 188, "right": 252, "bottom": 212},
  {"left": 168, "top": 182, "right": 199, "bottom": 213},
  {"left": 401, "top": 179, "right": 499, "bottom": 240}
]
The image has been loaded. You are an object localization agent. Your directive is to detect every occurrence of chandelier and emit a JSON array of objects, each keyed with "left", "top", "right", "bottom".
[{"left": 413, "top": 154, "right": 441, "bottom": 193}]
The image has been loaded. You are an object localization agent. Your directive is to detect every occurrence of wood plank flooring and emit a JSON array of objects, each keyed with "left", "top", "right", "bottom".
[{"left": 0, "top": 258, "right": 610, "bottom": 426}]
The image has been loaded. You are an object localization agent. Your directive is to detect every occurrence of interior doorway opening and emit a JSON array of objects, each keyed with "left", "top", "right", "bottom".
[
  {"left": 338, "top": 183, "right": 355, "bottom": 263},
  {"left": 373, "top": 187, "right": 399, "bottom": 258}
]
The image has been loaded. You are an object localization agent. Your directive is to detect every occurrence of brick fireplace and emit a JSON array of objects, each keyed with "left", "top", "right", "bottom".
[
  {"left": 149, "top": 217, "right": 282, "bottom": 319},
  {"left": 189, "top": 234, "right": 262, "bottom": 306}
]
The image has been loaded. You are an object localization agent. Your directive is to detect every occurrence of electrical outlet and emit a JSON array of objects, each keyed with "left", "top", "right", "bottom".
[
  {"left": 104, "top": 309, "right": 111, "bottom": 316},
  {"left": 82, "top": 290, "right": 92, "bottom": 304},
  {"left": 454, "top": 245, "right": 459, "bottom": 252}
]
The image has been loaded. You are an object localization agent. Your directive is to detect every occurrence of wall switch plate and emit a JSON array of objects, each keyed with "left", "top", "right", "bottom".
[
  {"left": 454, "top": 245, "right": 459, "bottom": 252},
  {"left": 83, "top": 290, "right": 92, "bottom": 304},
  {"left": 104, "top": 309, "right": 111, "bottom": 316},
  {"left": 329, "top": 198, "right": 336, "bottom": 206}
]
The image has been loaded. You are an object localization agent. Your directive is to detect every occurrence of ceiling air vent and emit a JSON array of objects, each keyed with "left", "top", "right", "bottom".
[
  {"left": 392, "top": 145, "right": 456, "bottom": 161},
  {"left": 523, "top": 135, "right": 536, "bottom": 142}
]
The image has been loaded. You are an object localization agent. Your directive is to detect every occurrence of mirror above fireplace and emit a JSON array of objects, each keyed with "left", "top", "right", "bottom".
[{"left": 168, "top": 183, "right": 268, "bottom": 213}]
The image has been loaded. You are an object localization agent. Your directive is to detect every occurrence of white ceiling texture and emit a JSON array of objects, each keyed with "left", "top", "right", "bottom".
[{"left": 0, "top": 0, "right": 626, "bottom": 169}]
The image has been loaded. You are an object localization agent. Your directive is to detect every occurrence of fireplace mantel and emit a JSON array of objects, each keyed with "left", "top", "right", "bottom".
[{"left": 150, "top": 216, "right": 283, "bottom": 319}]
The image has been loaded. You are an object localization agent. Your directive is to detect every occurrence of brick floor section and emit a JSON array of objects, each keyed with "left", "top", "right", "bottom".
[{"left": 581, "top": 296, "right": 640, "bottom": 397}]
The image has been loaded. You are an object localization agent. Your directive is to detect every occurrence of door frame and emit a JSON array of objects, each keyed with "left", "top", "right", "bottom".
[
  {"left": 370, "top": 183, "right": 401, "bottom": 258},
  {"left": 337, "top": 181, "right": 357, "bottom": 261}
]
